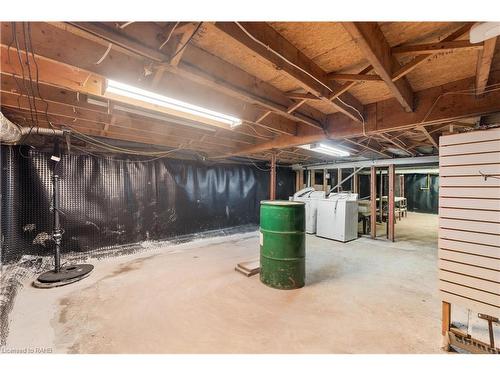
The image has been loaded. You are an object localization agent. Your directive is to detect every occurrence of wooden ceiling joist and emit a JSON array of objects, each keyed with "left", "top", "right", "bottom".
[
  {"left": 1, "top": 21, "right": 499, "bottom": 164},
  {"left": 475, "top": 37, "right": 498, "bottom": 95},
  {"left": 66, "top": 22, "right": 325, "bottom": 132},
  {"left": 342, "top": 138, "right": 391, "bottom": 157},
  {"left": 392, "top": 40, "right": 483, "bottom": 56},
  {"left": 343, "top": 22, "right": 414, "bottom": 112},
  {"left": 378, "top": 133, "right": 416, "bottom": 156},
  {"left": 417, "top": 126, "right": 439, "bottom": 148},
  {"left": 218, "top": 74, "right": 500, "bottom": 157},
  {"left": 391, "top": 23, "right": 474, "bottom": 82},
  {"left": 0, "top": 23, "right": 307, "bottom": 138},
  {"left": 327, "top": 73, "right": 382, "bottom": 82},
  {"left": 213, "top": 22, "right": 365, "bottom": 123}
]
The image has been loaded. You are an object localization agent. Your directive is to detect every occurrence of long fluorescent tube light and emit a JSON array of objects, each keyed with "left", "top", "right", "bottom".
[
  {"left": 299, "top": 143, "right": 350, "bottom": 157},
  {"left": 105, "top": 80, "right": 242, "bottom": 128}
]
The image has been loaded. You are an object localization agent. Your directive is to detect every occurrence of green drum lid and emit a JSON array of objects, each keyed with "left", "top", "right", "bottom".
[{"left": 260, "top": 200, "right": 305, "bottom": 232}]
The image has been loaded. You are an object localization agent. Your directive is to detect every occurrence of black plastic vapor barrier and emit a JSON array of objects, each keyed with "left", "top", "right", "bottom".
[
  {"left": 0, "top": 146, "right": 295, "bottom": 264},
  {"left": 404, "top": 174, "right": 439, "bottom": 214}
]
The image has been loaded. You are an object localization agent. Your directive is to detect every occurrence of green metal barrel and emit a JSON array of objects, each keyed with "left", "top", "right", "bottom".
[{"left": 259, "top": 200, "right": 305, "bottom": 290}]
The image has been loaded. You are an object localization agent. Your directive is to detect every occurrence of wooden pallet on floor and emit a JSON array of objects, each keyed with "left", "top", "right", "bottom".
[{"left": 235, "top": 259, "right": 260, "bottom": 277}]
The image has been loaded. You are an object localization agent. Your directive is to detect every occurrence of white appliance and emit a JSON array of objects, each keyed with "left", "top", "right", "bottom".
[
  {"left": 292, "top": 187, "right": 326, "bottom": 234},
  {"left": 316, "top": 192, "right": 359, "bottom": 242}
]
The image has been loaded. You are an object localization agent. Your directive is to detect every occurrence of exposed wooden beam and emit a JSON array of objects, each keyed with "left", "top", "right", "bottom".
[
  {"left": 343, "top": 22, "right": 414, "bottom": 112},
  {"left": 378, "top": 133, "right": 416, "bottom": 156},
  {"left": 68, "top": 22, "right": 166, "bottom": 61},
  {"left": 64, "top": 22, "right": 325, "bottom": 132},
  {"left": 3, "top": 109, "right": 240, "bottom": 154},
  {"left": 0, "top": 34, "right": 293, "bottom": 138},
  {"left": 392, "top": 40, "right": 483, "bottom": 56},
  {"left": 1, "top": 101, "right": 245, "bottom": 151},
  {"left": 417, "top": 126, "right": 439, "bottom": 148},
  {"left": 0, "top": 76, "right": 263, "bottom": 147},
  {"left": 218, "top": 74, "right": 500, "bottom": 157},
  {"left": 343, "top": 138, "right": 392, "bottom": 157},
  {"left": 476, "top": 37, "right": 498, "bottom": 95},
  {"left": 169, "top": 22, "right": 200, "bottom": 67},
  {"left": 214, "top": 22, "right": 365, "bottom": 122},
  {"left": 327, "top": 65, "right": 374, "bottom": 100},
  {"left": 177, "top": 47, "right": 324, "bottom": 131},
  {"left": 327, "top": 73, "right": 382, "bottom": 82},
  {"left": 285, "top": 92, "right": 319, "bottom": 100},
  {"left": 391, "top": 23, "right": 474, "bottom": 82}
]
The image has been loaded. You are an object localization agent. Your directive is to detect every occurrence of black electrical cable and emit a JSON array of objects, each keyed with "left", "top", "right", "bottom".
[
  {"left": 12, "top": 22, "right": 38, "bottom": 158},
  {"left": 13, "top": 23, "right": 36, "bottom": 130},
  {"left": 27, "top": 22, "right": 57, "bottom": 138},
  {"left": 169, "top": 22, "right": 202, "bottom": 62},
  {"left": 21, "top": 22, "right": 41, "bottom": 130}
]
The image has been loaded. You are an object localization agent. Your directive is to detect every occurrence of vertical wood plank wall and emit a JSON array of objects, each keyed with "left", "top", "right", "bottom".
[{"left": 439, "top": 129, "right": 500, "bottom": 317}]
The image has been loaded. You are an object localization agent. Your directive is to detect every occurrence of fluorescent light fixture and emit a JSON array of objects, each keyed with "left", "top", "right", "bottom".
[
  {"left": 299, "top": 143, "right": 350, "bottom": 157},
  {"left": 105, "top": 80, "right": 242, "bottom": 128}
]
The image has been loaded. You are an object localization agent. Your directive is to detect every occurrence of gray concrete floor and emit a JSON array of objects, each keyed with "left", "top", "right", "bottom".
[{"left": 5, "top": 212, "right": 445, "bottom": 353}]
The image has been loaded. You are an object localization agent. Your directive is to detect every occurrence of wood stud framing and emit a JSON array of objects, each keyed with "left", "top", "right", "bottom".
[
  {"left": 388, "top": 164, "right": 395, "bottom": 242},
  {"left": 370, "top": 166, "right": 377, "bottom": 239},
  {"left": 0, "top": 21, "right": 499, "bottom": 164}
]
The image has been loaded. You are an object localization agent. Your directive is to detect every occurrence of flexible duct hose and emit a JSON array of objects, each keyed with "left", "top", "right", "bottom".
[
  {"left": 0, "top": 112, "right": 65, "bottom": 144},
  {"left": 0, "top": 112, "right": 22, "bottom": 143}
]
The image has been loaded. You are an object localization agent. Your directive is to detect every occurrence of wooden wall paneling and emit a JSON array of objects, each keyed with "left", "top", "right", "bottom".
[
  {"left": 439, "top": 238, "right": 500, "bottom": 258},
  {"left": 439, "top": 128, "right": 500, "bottom": 320}
]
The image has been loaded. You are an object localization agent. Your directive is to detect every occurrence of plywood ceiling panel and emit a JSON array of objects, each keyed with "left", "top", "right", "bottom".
[
  {"left": 379, "top": 22, "right": 460, "bottom": 47},
  {"left": 269, "top": 22, "right": 365, "bottom": 73},
  {"left": 348, "top": 82, "right": 394, "bottom": 104},
  {"left": 406, "top": 49, "right": 478, "bottom": 91},
  {"left": 193, "top": 23, "right": 299, "bottom": 92}
]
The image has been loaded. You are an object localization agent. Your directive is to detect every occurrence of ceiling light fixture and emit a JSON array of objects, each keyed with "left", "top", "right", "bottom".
[
  {"left": 105, "top": 80, "right": 242, "bottom": 128},
  {"left": 299, "top": 143, "right": 350, "bottom": 157}
]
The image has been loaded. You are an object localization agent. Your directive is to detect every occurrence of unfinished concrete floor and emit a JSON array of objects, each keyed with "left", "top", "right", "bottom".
[{"left": 5, "top": 212, "right": 443, "bottom": 353}]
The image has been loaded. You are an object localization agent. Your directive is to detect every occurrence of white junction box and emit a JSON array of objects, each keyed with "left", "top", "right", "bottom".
[
  {"left": 292, "top": 187, "right": 326, "bottom": 234},
  {"left": 316, "top": 193, "right": 359, "bottom": 242}
]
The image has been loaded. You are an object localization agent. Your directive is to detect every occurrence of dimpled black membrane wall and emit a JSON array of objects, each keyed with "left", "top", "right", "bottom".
[{"left": 0, "top": 146, "right": 294, "bottom": 264}]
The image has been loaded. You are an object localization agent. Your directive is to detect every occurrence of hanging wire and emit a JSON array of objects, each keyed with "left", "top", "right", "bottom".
[
  {"left": 159, "top": 22, "right": 180, "bottom": 51},
  {"left": 169, "top": 22, "right": 202, "bottom": 62}
]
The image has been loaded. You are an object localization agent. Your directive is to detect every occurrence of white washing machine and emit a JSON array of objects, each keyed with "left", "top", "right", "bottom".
[
  {"left": 292, "top": 187, "right": 326, "bottom": 234},
  {"left": 316, "top": 193, "right": 359, "bottom": 242}
]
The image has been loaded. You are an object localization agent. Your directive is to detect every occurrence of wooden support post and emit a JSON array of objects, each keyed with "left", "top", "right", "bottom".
[
  {"left": 337, "top": 168, "right": 342, "bottom": 192},
  {"left": 295, "top": 170, "right": 301, "bottom": 192},
  {"left": 379, "top": 169, "right": 383, "bottom": 224},
  {"left": 353, "top": 171, "right": 359, "bottom": 194},
  {"left": 270, "top": 152, "right": 276, "bottom": 200},
  {"left": 370, "top": 166, "right": 377, "bottom": 239},
  {"left": 311, "top": 169, "right": 316, "bottom": 188},
  {"left": 323, "top": 169, "right": 328, "bottom": 192},
  {"left": 442, "top": 301, "right": 451, "bottom": 337},
  {"left": 388, "top": 164, "right": 395, "bottom": 242}
]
